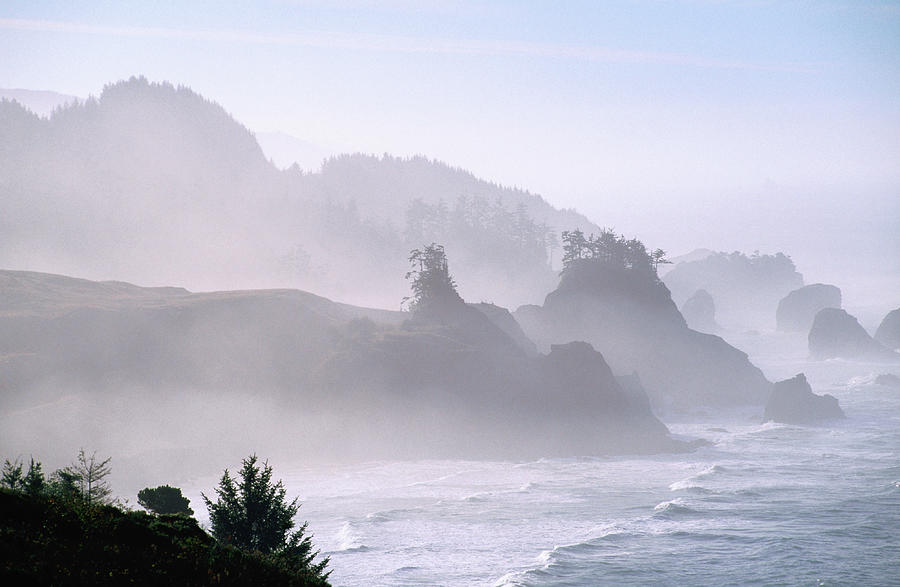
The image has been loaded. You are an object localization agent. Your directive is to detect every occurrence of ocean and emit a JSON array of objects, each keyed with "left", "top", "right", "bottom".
[{"left": 184, "top": 333, "right": 900, "bottom": 586}]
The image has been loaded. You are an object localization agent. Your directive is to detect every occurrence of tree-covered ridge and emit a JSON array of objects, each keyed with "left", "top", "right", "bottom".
[
  {"left": 1, "top": 451, "right": 330, "bottom": 585},
  {"left": 0, "top": 488, "right": 329, "bottom": 586},
  {"left": 1, "top": 77, "right": 598, "bottom": 309},
  {"left": 560, "top": 229, "right": 669, "bottom": 278},
  {"left": 405, "top": 196, "right": 557, "bottom": 271}
]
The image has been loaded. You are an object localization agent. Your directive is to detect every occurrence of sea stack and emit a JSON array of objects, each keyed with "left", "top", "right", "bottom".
[
  {"left": 763, "top": 373, "right": 844, "bottom": 424},
  {"left": 776, "top": 284, "right": 841, "bottom": 333}
]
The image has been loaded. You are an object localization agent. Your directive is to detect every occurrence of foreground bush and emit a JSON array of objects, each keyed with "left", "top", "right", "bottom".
[{"left": 0, "top": 488, "right": 330, "bottom": 586}]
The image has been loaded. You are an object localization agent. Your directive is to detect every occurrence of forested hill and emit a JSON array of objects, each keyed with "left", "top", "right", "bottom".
[{"left": 0, "top": 76, "right": 599, "bottom": 309}]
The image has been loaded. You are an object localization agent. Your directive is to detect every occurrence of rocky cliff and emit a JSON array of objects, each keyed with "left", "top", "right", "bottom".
[
  {"left": 763, "top": 373, "right": 844, "bottom": 424},
  {"left": 776, "top": 284, "right": 841, "bottom": 333},
  {"left": 808, "top": 308, "right": 898, "bottom": 361},
  {"left": 0, "top": 269, "right": 681, "bottom": 462},
  {"left": 513, "top": 262, "right": 771, "bottom": 412},
  {"left": 874, "top": 308, "right": 900, "bottom": 351}
]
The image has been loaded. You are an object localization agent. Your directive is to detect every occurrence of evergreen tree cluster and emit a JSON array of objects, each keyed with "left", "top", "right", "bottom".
[
  {"left": 1, "top": 451, "right": 330, "bottom": 585},
  {"left": 560, "top": 228, "right": 669, "bottom": 278},
  {"left": 403, "top": 243, "right": 462, "bottom": 313},
  {"left": 405, "top": 196, "right": 557, "bottom": 274},
  {"left": 1, "top": 449, "right": 112, "bottom": 505}
]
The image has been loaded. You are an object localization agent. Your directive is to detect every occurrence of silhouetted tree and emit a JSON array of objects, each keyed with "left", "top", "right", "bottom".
[
  {"left": 70, "top": 449, "right": 113, "bottom": 505},
  {"left": 404, "top": 243, "right": 462, "bottom": 312},
  {"left": 202, "top": 455, "right": 329, "bottom": 581},
  {"left": 560, "top": 228, "right": 665, "bottom": 280},
  {"left": 1, "top": 459, "right": 24, "bottom": 490},
  {"left": 47, "top": 468, "right": 83, "bottom": 501},
  {"left": 138, "top": 485, "right": 194, "bottom": 515}
]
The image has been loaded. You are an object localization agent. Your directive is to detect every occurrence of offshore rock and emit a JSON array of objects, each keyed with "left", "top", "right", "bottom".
[{"left": 763, "top": 373, "right": 844, "bottom": 424}]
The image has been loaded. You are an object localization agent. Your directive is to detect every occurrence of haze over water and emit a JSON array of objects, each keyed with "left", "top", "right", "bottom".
[{"left": 2, "top": 2, "right": 899, "bottom": 586}]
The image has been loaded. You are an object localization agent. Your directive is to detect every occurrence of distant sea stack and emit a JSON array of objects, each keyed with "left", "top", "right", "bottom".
[
  {"left": 681, "top": 289, "right": 718, "bottom": 333},
  {"left": 514, "top": 256, "right": 771, "bottom": 412},
  {"left": 874, "top": 308, "right": 900, "bottom": 351},
  {"left": 776, "top": 284, "right": 841, "bottom": 333},
  {"left": 808, "top": 308, "right": 897, "bottom": 361},
  {"left": 662, "top": 250, "right": 803, "bottom": 330},
  {"left": 763, "top": 373, "right": 844, "bottom": 424}
]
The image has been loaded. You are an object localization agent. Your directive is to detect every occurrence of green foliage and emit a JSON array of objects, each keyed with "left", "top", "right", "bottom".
[
  {"left": 3, "top": 458, "right": 47, "bottom": 497},
  {"left": 560, "top": 228, "right": 667, "bottom": 278},
  {"left": 202, "top": 455, "right": 329, "bottom": 582},
  {"left": 404, "top": 196, "right": 556, "bottom": 279},
  {"left": 0, "top": 488, "right": 329, "bottom": 586},
  {"left": 22, "top": 459, "right": 45, "bottom": 496},
  {"left": 1, "top": 459, "right": 24, "bottom": 490},
  {"left": 404, "top": 243, "right": 462, "bottom": 313},
  {"left": 70, "top": 449, "right": 113, "bottom": 505},
  {"left": 47, "top": 468, "right": 83, "bottom": 501},
  {"left": 138, "top": 485, "right": 194, "bottom": 516},
  {"left": 3, "top": 450, "right": 113, "bottom": 504}
]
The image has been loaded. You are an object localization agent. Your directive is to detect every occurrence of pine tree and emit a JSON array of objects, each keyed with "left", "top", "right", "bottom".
[
  {"left": 138, "top": 485, "right": 194, "bottom": 515},
  {"left": 71, "top": 449, "right": 113, "bottom": 505},
  {"left": 202, "top": 455, "right": 329, "bottom": 581},
  {"left": 403, "top": 243, "right": 462, "bottom": 313}
]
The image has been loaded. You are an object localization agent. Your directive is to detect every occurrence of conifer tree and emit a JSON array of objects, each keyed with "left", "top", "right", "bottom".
[{"left": 203, "top": 455, "right": 329, "bottom": 581}]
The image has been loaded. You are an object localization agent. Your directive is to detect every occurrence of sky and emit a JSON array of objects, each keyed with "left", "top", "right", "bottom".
[{"left": 1, "top": 0, "right": 899, "bottom": 298}]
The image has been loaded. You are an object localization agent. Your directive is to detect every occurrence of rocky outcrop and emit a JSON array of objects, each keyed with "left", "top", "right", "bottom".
[
  {"left": 662, "top": 251, "right": 803, "bottom": 330},
  {"left": 763, "top": 373, "right": 844, "bottom": 424},
  {"left": 469, "top": 302, "right": 538, "bottom": 357},
  {"left": 874, "top": 308, "right": 900, "bottom": 351},
  {"left": 776, "top": 284, "right": 841, "bottom": 333},
  {"left": 514, "top": 262, "right": 771, "bottom": 412},
  {"left": 875, "top": 373, "right": 900, "bottom": 387},
  {"left": 681, "top": 289, "right": 718, "bottom": 333},
  {"left": 808, "top": 308, "right": 898, "bottom": 361},
  {"left": 0, "top": 269, "right": 682, "bottom": 460}
]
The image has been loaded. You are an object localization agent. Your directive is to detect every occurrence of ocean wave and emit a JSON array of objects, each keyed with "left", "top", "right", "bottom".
[
  {"left": 332, "top": 520, "right": 368, "bottom": 553},
  {"left": 669, "top": 464, "right": 726, "bottom": 491},
  {"left": 653, "top": 497, "right": 702, "bottom": 518},
  {"left": 463, "top": 491, "right": 492, "bottom": 502},
  {"left": 364, "top": 506, "right": 424, "bottom": 524},
  {"left": 493, "top": 527, "right": 632, "bottom": 586}
]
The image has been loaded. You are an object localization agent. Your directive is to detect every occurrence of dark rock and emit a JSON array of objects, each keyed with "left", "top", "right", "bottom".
[
  {"left": 776, "top": 283, "right": 841, "bottom": 333},
  {"left": 875, "top": 373, "right": 900, "bottom": 387},
  {"left": 763, "top": 373, "right": 844, "bottom": 424},
  {"left": 469, "top": 302, "right": 538, "bottom": 357},
  {"left": 514, "top": 263, "right": 771, "bottom": 411},
  {"left": 0, "top": 268, "right": 682, "bottom": 459},
  {"left": 681, "top": 289, "right": 718, "bottom": 333},
  {"left": 662, "top": 250, "right": 803, "bottom": 330},
  {"left": 808, "top": 308, "right": 898, "bottom": 361},
  {"left": 874, "top": 308, "right": 900, "bottom": 351}
]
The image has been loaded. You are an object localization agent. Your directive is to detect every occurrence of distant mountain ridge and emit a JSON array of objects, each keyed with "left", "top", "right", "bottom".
[
  {"left": 0, "top": 88, "right": 81, "bottom": 117},
  {"left": 0, "top": 76, "right": 599, "bottom": 309}
]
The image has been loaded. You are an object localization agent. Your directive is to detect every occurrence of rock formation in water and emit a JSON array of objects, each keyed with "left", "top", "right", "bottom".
[
  {"left": 875, "top": 373, "right": 900, "bottom": 387},
  {"left": 808, "top": 308, "right": 898, "bottom": 361},
  {"left": 776, "top": 284, "right": 842, "bottom": 333},
  {"left": 681, "top": 289, "right": 718, "bottom": 333},
  {"left": 763, "top": 373, "right": 844, "bottom": 424},
  {"left": 513, "top": 261, "right": 771, "bottom": 412},
  {"left": 662, "top": 250, "right": 803, "bottom": 330},
  {"left": 0, "top": 269, "right": 681, "bottom": 462},
  {"left": 874, "top": 308, "right": 900, "bottom": 351}
]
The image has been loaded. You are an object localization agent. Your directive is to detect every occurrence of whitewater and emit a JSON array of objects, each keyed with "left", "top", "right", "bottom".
[{"left": 185, "top": 333, "right": 900, "bottom": 585}]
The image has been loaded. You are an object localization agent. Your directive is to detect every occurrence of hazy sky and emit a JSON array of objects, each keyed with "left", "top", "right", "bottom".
[{"left": 1, "top": 1, "right": 899, "bottom": 283}]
